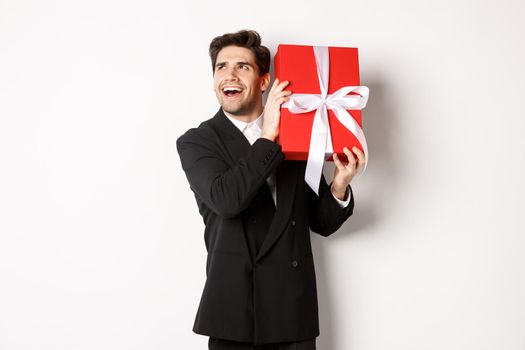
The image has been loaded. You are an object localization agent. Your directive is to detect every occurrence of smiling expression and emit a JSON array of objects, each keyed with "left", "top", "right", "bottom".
[{"left": 213, "top": 45, "right": 269, "bottom": 119}]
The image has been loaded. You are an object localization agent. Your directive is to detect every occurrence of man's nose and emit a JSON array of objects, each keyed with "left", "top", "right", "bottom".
[{"left": 224, "top": 67, "right": 239, "bottom": 80}]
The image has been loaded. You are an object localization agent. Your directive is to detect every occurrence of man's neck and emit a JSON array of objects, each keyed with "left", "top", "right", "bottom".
[{"left": 223, "top": 109, "right": 263, "bottom": 124}]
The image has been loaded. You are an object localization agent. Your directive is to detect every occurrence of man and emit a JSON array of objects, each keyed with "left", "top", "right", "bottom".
[{"left": 176, "top": 30, "right": 365, "bottom": 350}]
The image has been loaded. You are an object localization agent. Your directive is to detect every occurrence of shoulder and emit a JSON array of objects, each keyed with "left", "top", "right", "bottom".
[
  {"left": 176, "top": 112, "right": 223, "bottom": 150},
  {"left": 177, "top": 119, "right": 211, "bottom": 144}
]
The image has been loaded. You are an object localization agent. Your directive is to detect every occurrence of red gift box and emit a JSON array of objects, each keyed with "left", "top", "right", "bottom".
[{"left": 274, "top": 44, "right": 367, "bottom": 163}]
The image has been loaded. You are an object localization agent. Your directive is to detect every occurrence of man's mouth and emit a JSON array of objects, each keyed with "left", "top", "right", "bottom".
[{"left": 222, "top": 86, "right": 243, "bottom": 99}]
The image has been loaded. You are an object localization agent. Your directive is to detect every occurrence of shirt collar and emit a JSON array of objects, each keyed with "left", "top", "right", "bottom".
[{"left": 223, "top": 110, "right": 264, "bottom": 132}]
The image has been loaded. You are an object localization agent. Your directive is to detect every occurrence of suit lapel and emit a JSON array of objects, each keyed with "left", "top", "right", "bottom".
[
  {"left": 210, "top": 109, "right": 252, "bottom": 163},
  {"left": 256, "top": 161, "right": 298, "bottom": 262},
  {"left": 210, "top": 108, "right": 299, "bottom": 263}
]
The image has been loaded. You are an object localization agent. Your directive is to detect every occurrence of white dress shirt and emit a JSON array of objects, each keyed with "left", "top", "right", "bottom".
[{"left": 224, "top": 111, "right": 351, "bottom": 208}]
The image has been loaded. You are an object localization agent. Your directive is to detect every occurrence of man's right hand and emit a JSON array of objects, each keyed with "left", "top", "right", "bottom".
[{"left": 261, "top": 78, "right": 291, "bottom": 142}]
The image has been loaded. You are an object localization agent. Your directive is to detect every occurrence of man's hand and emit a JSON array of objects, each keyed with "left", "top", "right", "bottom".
[
  {"left": 331, "top": 146, "right": 366, "bottom": 200},
  {"left": 261, "top": 78, "right": 291, "bottom": 142}
]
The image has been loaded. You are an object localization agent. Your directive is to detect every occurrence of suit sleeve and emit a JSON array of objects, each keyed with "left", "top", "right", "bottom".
[
  {"left": 308, "top": 174, "right": 354, "bottom": 237},
  {"left": 176, "top": 130, "right": 284, "bottom": 219},
  {"left": 331, "top": 184, "right": 352, "bottom": 207}
]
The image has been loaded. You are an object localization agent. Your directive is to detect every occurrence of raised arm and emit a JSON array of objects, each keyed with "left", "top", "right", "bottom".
[{"left": 176, "top": 131, "right": 284, "bottom": 218}]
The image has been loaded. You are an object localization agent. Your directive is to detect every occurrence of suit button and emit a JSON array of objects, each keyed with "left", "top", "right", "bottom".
[
  {"left": 291, "top": 260, "right": 298, "bottom": 268},
  {"left": 291, "top": 220, "right": 296, "bottom": 227},
  {"left": 250, "top": 218, "right": 257, "bottom": 224}
]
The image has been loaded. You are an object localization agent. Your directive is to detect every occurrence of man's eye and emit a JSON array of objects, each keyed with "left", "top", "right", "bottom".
[{"left": 239, "top": 65, "right": 248, "bottom": 70}]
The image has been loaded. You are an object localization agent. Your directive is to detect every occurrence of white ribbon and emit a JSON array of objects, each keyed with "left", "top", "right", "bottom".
[{"left": 281, "top": 46, "right": 370, "bottom": 195}]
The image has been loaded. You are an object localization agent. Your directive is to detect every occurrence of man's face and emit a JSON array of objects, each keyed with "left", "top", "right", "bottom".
[{"left": 213, "top": 45, "right": 269, "bottom": 117}]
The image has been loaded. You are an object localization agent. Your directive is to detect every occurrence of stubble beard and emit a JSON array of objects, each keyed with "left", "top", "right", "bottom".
[{"left": 219, "top": 94, "right": 258, "bottom": 117}]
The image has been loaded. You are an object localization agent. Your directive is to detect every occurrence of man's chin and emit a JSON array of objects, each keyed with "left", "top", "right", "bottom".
[
  {"left": 222, "top": 107, "right": 245, "bottom": 116},
  {"left": 221, "top": 102, "right": 247, "bottom": 116},
  {"left": 219, "top": 98, "right": 258, "bottom": 117}
]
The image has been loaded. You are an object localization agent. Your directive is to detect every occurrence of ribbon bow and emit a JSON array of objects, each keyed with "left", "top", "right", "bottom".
[{"left": 281, "top": 46, "right": 369, "bottom": 195}]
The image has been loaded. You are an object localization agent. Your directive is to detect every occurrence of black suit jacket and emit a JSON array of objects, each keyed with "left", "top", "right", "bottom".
[{"left": 176, "top": 108, "right": 354, "bottom": 345}]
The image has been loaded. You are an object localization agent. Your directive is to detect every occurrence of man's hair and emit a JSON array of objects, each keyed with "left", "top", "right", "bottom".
[{"left": 209, "top": 29, "right": 270, "bottom": 76}]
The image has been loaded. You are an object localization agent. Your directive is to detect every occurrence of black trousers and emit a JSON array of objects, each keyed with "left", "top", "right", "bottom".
[{"left": 208, "top": 337, "right": 316, "bottom": 350}]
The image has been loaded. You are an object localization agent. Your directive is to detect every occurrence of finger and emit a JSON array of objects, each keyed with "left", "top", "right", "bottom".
[
  {"left": 332, "top": 153, "right": 346, "bottom": 171},
  {"left": 342, "top": 147, "right": 357, "bottom": 167},
  {"left": 275, "top": 80, "right": 290, "bottom": 92},
  {"left": 275, "top": 90, "right": 292, "bottom": 99},
  {"left": 268, "top": 78, "right": 280, "bottom": 96},
  {"left": 352, "top": 146, "right": 365, "bottom": 163},
  {"left": 352, "top": 147, "right": 366, "bottom": 171},
  {"left": 276, "top": 96, "right": 290, "bottom": 105}
]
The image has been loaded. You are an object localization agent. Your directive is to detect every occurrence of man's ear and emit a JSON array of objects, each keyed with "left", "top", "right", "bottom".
[{"left": 260, "top": 72, "right": 270, "bottom": 93}]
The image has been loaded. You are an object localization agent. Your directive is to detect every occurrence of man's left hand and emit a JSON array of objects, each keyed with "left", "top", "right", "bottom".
[{"left": 331, "top": 146, "right": 365, "bottom": 200}]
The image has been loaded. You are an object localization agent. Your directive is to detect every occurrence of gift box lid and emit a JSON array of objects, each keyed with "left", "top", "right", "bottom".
[{"left": 274, "top": 44, "right": 361, "bottom": 95}]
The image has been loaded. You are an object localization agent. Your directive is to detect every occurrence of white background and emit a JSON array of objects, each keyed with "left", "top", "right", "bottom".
[{"left": 1, "top": 0, "right": 524, "bottom": 349}]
